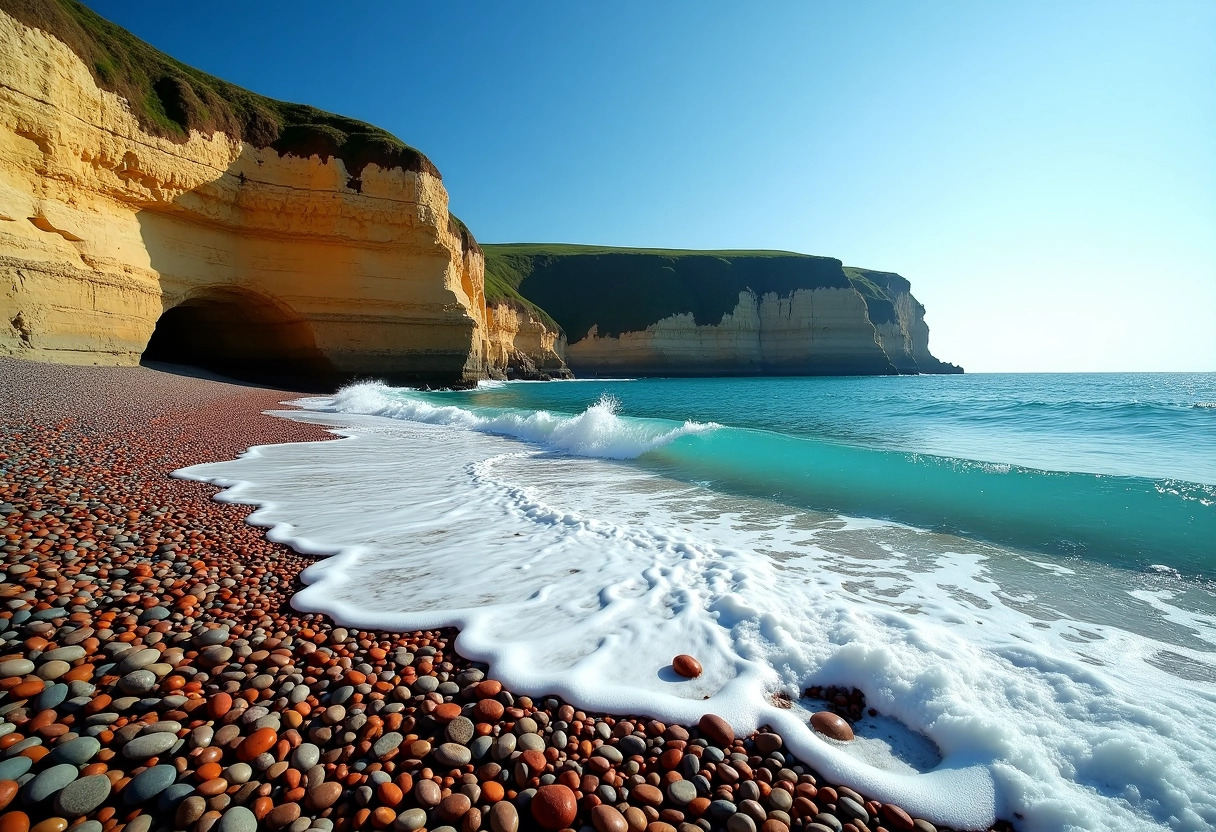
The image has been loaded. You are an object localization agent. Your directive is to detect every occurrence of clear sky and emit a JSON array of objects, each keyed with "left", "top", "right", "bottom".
[{"left": 89, "top": 1, "right": 1215, "bottom": 372}]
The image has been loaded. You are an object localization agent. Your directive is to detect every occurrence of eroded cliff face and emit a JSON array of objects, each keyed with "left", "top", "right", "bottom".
[
  {"left": 484, "top": 302, "right": 571, "bottom": 380},
  {"left": 0, "top": 10, "right": 567, "bottom": 385},
  {"left": 565, "top": 288, "right": 895, "bottom": 376}
]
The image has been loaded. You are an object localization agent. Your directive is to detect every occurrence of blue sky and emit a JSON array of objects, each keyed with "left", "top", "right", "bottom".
[{"left": 91, "top": 1, "right": 1215, "bottom": 371}]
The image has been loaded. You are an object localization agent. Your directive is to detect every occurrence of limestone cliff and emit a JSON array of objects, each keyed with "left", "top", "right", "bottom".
[
  {"left": 484, "top": 302, "right": 571, "bottom": 380},
  {"left": 483, "top": 244, "right": 961, "bottom": 376},
  {"left": 0, "top": 1, "right": 570, "bottom": 386}
]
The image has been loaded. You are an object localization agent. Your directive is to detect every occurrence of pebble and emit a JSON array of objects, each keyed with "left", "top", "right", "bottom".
[
  {"left": 698, "top": 713, "right": 735, "bottom": 747},
  {"left": 531, "top": 784, "right": 577, "bottom": 830},
  {"left": 809, "top": 712, "right": 854, "bottom": 742},
  {"left": 122, "top": 731, "right": 178, "bottom": 760},
  {"left": 0, "top": 660, "right": 34, "bottom": 677},
  {"left": 672, "top": 655, "right": 703, "bottom": 678},
  {"left": 53, "top": 774, "right": 110, "bottom": 815},
  {"left": 216, "top": 806, "right": 258, "bottom": 832},
  {"left": 124, "top": 764, "right": 177, "bottom": 804},
  {"left": 23, "top": 764, "right": 77, "bottom": 803},
  {"left": 49, "top": 736, "right": 99, "bottom": 766},
  {"left": 433, "top": 742, "right": 472, "bottom": 767}
]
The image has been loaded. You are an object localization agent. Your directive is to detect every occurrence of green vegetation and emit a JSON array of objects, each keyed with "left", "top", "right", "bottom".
[
  {"left": 483, "top": 244, "right": 853, "bottom": 340},
  {"left": 843, "top": 266, "right": 913, "bottom": 326},
  {"left": 1, "top": 0, "right": 438, "bottom": 179}
]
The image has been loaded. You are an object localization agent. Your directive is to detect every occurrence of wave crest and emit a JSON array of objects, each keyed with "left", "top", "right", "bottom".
[{"left": 320, "top": 383, "right": 716, "bottom": 460}]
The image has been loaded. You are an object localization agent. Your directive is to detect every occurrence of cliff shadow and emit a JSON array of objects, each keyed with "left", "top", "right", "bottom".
[{"left": 140, "top": 284, "right": 338, "bottom": 393}]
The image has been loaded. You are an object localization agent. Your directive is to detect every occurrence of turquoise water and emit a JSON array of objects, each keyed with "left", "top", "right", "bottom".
[{"left": 426, "top": 373, "right": 1216, "bottom": 579}]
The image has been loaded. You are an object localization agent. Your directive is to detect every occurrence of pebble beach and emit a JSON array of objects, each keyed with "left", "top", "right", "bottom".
[{"left": 0, "top": 358, "right": 1004, "bottom": 832}]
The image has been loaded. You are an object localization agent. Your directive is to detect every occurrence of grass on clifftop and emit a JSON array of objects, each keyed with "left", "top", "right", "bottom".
[
  {"left": 483, "top": 244, "right": 854, "bottom": 341},
  {"left": 1, "top": 0, "right": 439, "bottom": 180}
]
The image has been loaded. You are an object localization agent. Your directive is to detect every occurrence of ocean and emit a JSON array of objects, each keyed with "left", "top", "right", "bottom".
[{"left": 179, "top": 373, "right": 1216, "bottom": 832}]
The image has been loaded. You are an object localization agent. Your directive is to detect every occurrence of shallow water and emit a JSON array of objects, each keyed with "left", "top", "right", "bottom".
[{"left": 179, "top": 373, "right": 1216, "bottom": 832}]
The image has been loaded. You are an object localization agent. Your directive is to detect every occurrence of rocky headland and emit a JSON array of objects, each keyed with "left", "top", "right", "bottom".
[
  {"left": 0, "top": 0, "right": 568, "bottom": 386},
  {"left": 483, "top": 246, "right": 960, "bottom": 377}
]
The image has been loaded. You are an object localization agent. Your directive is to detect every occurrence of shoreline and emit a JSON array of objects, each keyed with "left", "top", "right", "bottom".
[{"left": 0, "top": 358, "right": 1000, "bottom": 832}]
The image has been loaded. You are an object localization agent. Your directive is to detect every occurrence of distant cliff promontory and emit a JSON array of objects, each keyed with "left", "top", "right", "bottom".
[{"left": 484, "top": 245, "right": 961, "bottom": 376}]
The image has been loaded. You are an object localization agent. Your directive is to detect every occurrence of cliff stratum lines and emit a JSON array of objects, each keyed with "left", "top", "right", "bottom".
[
  {"left": 0, "top": 0, "right": 957, "bottom": 385},
  {"left": 483, "top": 245, "right": 961, "bottom": 376},
  {"left": 0, "top": 0, "right": 568, "bottom": 385}
]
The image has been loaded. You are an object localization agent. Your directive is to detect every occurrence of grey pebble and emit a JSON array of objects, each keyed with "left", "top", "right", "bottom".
[
  {"left": 123, "top": 731, "right": 178, "bottom": 760},
  {"left": 124, "top": 764, "right": 178, "bottom": 804},
  {"left": 373, "top": 732, "right": 403, "bottom": 757},
  {"left": 433, "top": 742, "right": 472, "bottom": 767},
  {"left": 0, "top": 658, "right": 34, "bottom": 677},
  {"left": 54, "top": 773, "right": 112, "bottom": 816},
  {"left": 23, "top": 762, "right": 78, "bottom": 802},
  {"left": 217, "top": 805, "right": 258, "bottom": 832},
  {"left": 117, "top": 669, "right": 158, "bottom": 695},
  {"left": 50, "top": 735, "right": 101, "bottom": 766}
]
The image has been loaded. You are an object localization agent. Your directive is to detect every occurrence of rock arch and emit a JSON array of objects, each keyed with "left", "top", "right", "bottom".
[{"left": 141, "top": 286, "right": 334, "bottom": 386}]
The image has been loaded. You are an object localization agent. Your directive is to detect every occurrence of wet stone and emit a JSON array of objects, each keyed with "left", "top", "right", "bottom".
[{"left": 123, "top": 731, "right": 178, "bottom": 759}]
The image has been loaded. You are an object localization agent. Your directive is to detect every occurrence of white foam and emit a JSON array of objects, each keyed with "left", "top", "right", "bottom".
[
  {"left": 177, "top": 401, "right": 1216, "bottom": 832},
  {"left": 313, "top": 383, "right": 714, "bottom": 460}
]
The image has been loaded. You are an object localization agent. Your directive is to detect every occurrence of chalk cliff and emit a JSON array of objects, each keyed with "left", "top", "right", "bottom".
[
  {"left": 0, "top": 1, "right": 568, "bottom": 386},
  {"left": 483, "top": 245, "right": 960, "bottom": 376}
]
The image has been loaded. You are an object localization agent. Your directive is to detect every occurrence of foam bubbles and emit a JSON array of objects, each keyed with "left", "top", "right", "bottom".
[{"left": 178, "top": 400, "right": 1216, "bottom": 832}]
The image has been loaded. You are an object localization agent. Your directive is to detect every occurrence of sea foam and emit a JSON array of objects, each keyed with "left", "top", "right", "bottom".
[{"left": 177, "top": 386, "right": 1216, "bottom": 832}]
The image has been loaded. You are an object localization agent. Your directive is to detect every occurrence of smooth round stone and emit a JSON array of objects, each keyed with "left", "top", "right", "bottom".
[
  {"left": 292, "top": 743, "right": 320, "bottom": 770},
  {"left": 469, "top": 735, "right": 493, "bottom": 762},
  {"left": 0, "top": 756, "right": 31, "bottom": 780},
  {"left": 67, "top": 823, "right": 102, "bottom": 832},
  {"left": 812, "top": 815, "right": 843, "bottom": 832},
  {"left": 224, "top": 763, "right": 252, "bottom": 785},
  {"left": 727, "top": 814, "right": 757, "bottom": 832},
  {"left": 594, "top": 745, "right": 624, "bottom": 764},
  {"left": 193, "top": 627, "right": 230, "bottom": 647},
  {"left": 414, "top": 780, "right": 442, "bottom": 808},
  {"left": 753, "top": 733, "right": 783, "bottom": 755},
  {"left": 54, "top": 773, "right": 111, "bottom": 816},
  {"left": 516, "top": 732, "right": 545, "bottom": 753},
  {"left": 372, "top": 732, "right": 403, "bottom": 757},
  {"left": 216, "top": 805, "right": 258, "bottom": 832},
  {"left": 698, "top": 714, "right": 734, "bottom": 747},
  {"left": 489, "top": 800, "right": 519, "bottom": 832},
  {"left": 0, "top": 659, "right": 34, "bottom": 677},
  {"left": 200, "top": 645, "right": 234, "bottom": 664},
  {"left": 117, "top": 669, "right": 158, "bottom": 695},
  {"left": 36, "top": 660, "right": 70, "bottom": 680},
  {"left": 140, "top": 606, "right": 171, "bottom": 623},
  {"left": 411, "top": 675, "right": 439, "bottom": 693},
  {"left": 445, "top": 717, "right": 474, "bottom": 746},
  {"left": 0, "top": 661, "right": 33, "bottom": 681},
  {"left": 35, "top": 684, "right": 68, "bottom": 711},
  {"left": 124, "top": 764, "right": 178, "bottom": 804},
  {"left": 40, "top": 646, "right": 85, "bottom": 664},
  {"left": 157, "top": 782, "right": 196, "bottom": 811},
  {"left": 122, "top": 731, "right": 178, "bottom": 759},
  {"left": 672, "top": 654, "right": 703, "bottom": 678},
  {"left": 23, "top": 763, "right": 78, "bottom": 802},
  {"left": 618, "top": 735, "right": 647, "bottom": 757},
  {"left": 836, "top": 796, "right": 868, "bottom": 823},
  {"left": 667, "top": 780, "right": 697, "bottom": 806},
  {"left": 514, "top": 717, "right": 538, "bottom": 735},
  {"left": 592, "top": 804, "right": 628, "bottom": 832},
  {"left": 433, "top": 743, "right": 472, "bottom": 768},
  {"left": 708, "top": 800, "right": 738, "bottom": 820},
  {"left": 766, "top": 789, "right": 793, "bottom": 812},
  {"left": 50, "top": 736, "right": 100, "bottom": 766},
  {"left": 809, "top": 712, "right": 854, "bottom": 742},
  {"left": 306, "top": 781, "right": 343, "bottom": 811},
  {"left": 491, "top": 733, "right": 516, "bottom": 760},
  {"left": 396, "top": 807, "right": 427, "bottom": 831},
  {"left": 531, "top": 784, "right": 577, "bottom": 830},
  {"left": 116, "top": 648, "right": 160, "bottom": 674}
]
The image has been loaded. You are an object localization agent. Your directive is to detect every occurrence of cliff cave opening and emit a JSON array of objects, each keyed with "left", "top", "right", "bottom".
[{"left": 142, "top": 288, "right": 335, "bottom": 389}]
